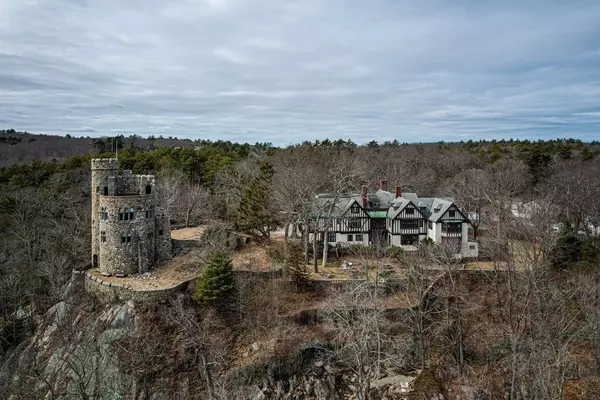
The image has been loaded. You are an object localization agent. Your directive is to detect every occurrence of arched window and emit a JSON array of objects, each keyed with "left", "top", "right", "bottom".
[
  {"left": 145, "top": 185, "right": 152, "bottom": 195},
  {"left": 103, "top": 186, "right": 108, "bottom": 195}
]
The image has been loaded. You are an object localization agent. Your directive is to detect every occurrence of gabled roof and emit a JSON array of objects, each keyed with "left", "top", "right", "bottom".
[
  {"left": 367, "top": 189, "right": 395, "bottom": 210},
  {"left": 311, "top": 194, "right": 363, "bottom": 218},
  {"left": 388, "top": 197, "right": 428, "bottom": 220}
]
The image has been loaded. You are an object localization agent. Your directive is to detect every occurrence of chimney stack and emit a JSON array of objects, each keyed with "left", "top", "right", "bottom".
[
  {"left": 361, "top": 185, "right": 367, "bottom": 208},
  {"left": 379, "top": 179, "right": 388, "bottom": 191},
  {"left": 395, "top": 186, "right": 402, "bottom": 198}
]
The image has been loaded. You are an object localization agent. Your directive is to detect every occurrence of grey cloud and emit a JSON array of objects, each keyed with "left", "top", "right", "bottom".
[{"left": 1, "top": 0, "right": 600, "bottom": 144}]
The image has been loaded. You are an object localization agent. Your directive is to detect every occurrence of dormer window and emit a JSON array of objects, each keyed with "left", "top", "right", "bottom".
[
  {"left": 350, "top": 204, "right": 360, "bottom": 214},
  {"left": 448, "top": 210, "right": 456, "bottom": 218}
]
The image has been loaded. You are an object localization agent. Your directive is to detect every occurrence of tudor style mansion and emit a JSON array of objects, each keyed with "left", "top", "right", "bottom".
[{"left": 309, "top": 181, "right": 478, "bottom": 258}]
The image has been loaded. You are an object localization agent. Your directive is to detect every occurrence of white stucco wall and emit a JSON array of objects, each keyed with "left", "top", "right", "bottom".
[
  {"left": 461, "top": 222, "right": 469, "bottom": 244},
  {"left": 462, "top": 241, "right": 479, "bottom": 258},
  {"left": 390, "top": 234, "right": 402, "bottom": 247},
  {"left": 432, "top": 222, "right": 442, "bottom": 243}
]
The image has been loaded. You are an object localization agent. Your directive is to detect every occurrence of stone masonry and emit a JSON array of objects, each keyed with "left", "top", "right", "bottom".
[{"left": 91, "top": 158, "right": 172, "bottom": 275}]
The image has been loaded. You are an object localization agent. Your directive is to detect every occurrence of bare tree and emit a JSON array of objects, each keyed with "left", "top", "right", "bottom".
[
  {"left": 323, "top": 283, "right": 389, "bottom": 400},
  {"left": 446, "top": 168, "right": 489, "bottom": 239}
]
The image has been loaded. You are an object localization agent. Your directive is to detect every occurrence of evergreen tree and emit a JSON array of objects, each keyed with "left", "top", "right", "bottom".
[
  {"left": 193, "top": 252, "right": 236, "bottom": 309},
  {"left": 549, "top": 224, "right": 582, "bottom": 269},
  {"left": 286, "top": 241, "right": 310, "bottom": 292},
  {"left": 235, "top": 161, "right": 278, "bottom": 239}
]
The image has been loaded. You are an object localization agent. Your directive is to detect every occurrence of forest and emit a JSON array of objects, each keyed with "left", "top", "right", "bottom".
[{"left": 1, "top": 131, "right": 600, "bottom": 399}]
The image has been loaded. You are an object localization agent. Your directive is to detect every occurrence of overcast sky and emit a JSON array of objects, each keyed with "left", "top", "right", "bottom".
[{"left": 1, "top": 0, "right": 600, "bottom": 144}]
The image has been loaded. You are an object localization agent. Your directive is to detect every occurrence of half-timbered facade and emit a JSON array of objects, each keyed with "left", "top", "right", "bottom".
[{"left": 308, "top": 185, "right": 478, "bottom": 258}]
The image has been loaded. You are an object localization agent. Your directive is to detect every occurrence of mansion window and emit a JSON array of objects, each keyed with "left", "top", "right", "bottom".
[
  {"left": 443, "top": 222, "right": 461, "bottom": 234},
  {"left": 327, "top": 232, "right": 336, "bottom": 242},
  {"left": 348, "top": 218, "right": 361, "bottom": 229},
  {"left": 347, "top": 234, "right": 354, "bottom": 242},
  {"left": 119, "top": 207, "right": 135, "bottom": 221},
  {"left": 100, "top": 231, "right": 106, "bottom": 243},
  {"left": 100, "top": 207, "right": 108, "bottom": 221},
  {"left": 355, "top": 234, "right": 363, "bottom": 242},
  {"left": 120, "top": 234, "right": 132, "bottom": 244},
  {"left": 400, "top": 220, "right": 418, "bottom": 229},
  {"left": 145, "top": 205, "right": 155, "bottom": 219},
  {"left": 448, "top": 210, "right": 456, "bottom": 218},
  {"left": 350, "top": 204, "right": 360, "bottom": 214},
  {"left": 405, "top": 207, "right": 414, "bottom": 215}
]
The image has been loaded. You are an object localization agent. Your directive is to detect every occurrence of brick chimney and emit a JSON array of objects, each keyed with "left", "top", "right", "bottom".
[
  {"left": 379, "top": 179, "right": 388, "bottom": 191},
  {"left": 395, "top": 186, "right": 402, "bottom": 198},
  {"left": 361, "top": 185, "right": 367, "bottom": 208}
]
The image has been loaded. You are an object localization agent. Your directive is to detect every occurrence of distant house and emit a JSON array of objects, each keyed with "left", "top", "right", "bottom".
[{"left": 308, "top": 182, "right": 478, "bottom": 258}]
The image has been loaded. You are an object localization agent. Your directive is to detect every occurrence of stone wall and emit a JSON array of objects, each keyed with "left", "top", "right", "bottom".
[
  {"left": 98, "top": 194, "right": 156, "bottom": 275},
  {"left": 83, "top": 271, "right": 197, "bottom": 304}
]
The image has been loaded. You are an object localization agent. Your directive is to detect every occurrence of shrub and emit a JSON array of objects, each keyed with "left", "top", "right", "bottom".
[
  {"left": 387, "top": 245, "right": 404, "bottom": 259},
  {"left": 266, "top": 241, "right": 286, "bottom": 264},
  {"left": 549, "top": 231, "right": 582, "bottom": 269}
]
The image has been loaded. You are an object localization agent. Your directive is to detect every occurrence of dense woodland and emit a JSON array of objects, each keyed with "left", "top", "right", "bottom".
[{"left": 2, "top": 131, "right": 600, "bottom": 398}]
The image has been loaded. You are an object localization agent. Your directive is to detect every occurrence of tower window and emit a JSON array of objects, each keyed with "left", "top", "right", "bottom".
[
  {"left": 96, "top": 186, "right": 100, "bottom": 193},
  {"left": 159, "top": 229, "right": 163, "bottom": 236},
  {"left": 118, "top": 208, "right": 135, "bottom": 221},
  {"left": 103, "top": 186, "right": 108, "bottom": 195},
  {"left": 145, "top": 185, "right": 152, "bottom": 195},
  {"left": 100, "top": 231, "right": 106, "bottom": 243},
  {"left": 145, "top": 205, "right": 154, "bottom": 219},
  {"left": 100, "top": 207, "right": 108, "bottom": 221}
]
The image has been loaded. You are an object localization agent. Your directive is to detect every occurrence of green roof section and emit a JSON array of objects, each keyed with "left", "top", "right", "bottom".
[{"left": 367, "top": 210, "right": 388, "bottom": 218}]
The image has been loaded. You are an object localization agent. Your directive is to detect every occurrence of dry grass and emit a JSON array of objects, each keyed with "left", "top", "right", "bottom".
[{"left": 170, "top": 226, "right": 205, "bottom": 240}]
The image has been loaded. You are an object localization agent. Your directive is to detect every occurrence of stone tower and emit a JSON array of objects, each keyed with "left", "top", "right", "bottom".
[{"left": 91, "top": 158, "right": 172, "bottom": 275}]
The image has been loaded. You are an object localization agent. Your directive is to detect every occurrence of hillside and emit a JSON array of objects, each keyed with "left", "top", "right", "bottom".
[{"left": 1, "top": 133, "right": 600, "bottom": 399}]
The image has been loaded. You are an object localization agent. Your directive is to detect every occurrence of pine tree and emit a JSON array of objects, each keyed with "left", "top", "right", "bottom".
[
  {"left": 235, "top": 161, "right": 278, "bottom": 239},
  {"left": 194, "top": 252, "right": 236, "bottom": 308},
  {"left": 286, "top": 241, "right": 310, "bottom": 292}
]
